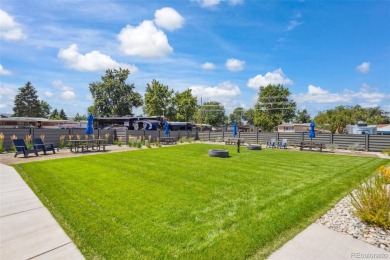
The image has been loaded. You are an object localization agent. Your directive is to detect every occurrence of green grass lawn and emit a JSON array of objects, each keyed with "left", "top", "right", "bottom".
[{"left": 15, "top": 144, "right": 387, "bottom": 259}]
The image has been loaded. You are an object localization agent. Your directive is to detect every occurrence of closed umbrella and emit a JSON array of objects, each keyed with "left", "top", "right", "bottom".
[
  {"left": 233, "top": 123, "right": 238, "bottom": 137},
  {"left": 164, "top": 121, "right": 170, "bottom": 136},
  {"left": 85, "top": 114, "right": 94, "bottom": 136},
  {"left": 309, "top": 121, "right": 316, "bottom": 147}
]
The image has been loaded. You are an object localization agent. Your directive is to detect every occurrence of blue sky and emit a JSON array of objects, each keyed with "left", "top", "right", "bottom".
[{"left": 1, "top": 0, "right": 389, "bottom": 118}]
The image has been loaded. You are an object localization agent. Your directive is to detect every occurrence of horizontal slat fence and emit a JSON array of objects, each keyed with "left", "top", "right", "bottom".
[{"left": 0, "top": 128, "right": 388, "bottom": 152}]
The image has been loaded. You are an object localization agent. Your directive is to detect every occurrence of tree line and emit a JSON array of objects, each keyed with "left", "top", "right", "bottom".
[{"left": 11, "top": 68, "right": 389, "bottom": 133}]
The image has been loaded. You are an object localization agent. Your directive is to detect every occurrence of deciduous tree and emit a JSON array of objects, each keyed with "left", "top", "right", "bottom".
[
  {"left": 201, "top": 101, "right": 227, "bottom": 126},
  {"left": 89, "top": 68, "right": 143, "bottom": 116},
  {"left": 143, "top": 79, "right": 174, "bottom": 118},
  {"left": 172, "top": 89, "right": 197, "bottom": 122}
]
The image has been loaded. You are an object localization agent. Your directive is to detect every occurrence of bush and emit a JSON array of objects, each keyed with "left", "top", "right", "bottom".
[
  {"left": 379, "top": 165, "right": 390, "bottom": 184},
  {"left": 381, "top": 147, "right": 390, "bottom": 156},
  {"left": 325, "top": 144, "right": 338, "bottom": 152},
  {"left": 0, "top": 133, "right": 5, "bottom": 153},
  {"left": 350, "top": 173, "right": 390, "bottom": 229}
]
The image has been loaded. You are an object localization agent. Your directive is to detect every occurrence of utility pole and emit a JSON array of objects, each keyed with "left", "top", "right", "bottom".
[{"left": 200, "top": 97, "right": 203, "bottom": 132}]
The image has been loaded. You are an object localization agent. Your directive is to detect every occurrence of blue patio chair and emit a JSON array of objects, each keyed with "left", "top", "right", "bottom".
[
  {"left": 33, "top": 138, "right": 56, "bottom": 155},
  {"left": 278, "top": 139, "right": 288, "bottom": 149},
  {"left": 13, "top": 139, "right": 39, "bottom": 158},
  {"left": 266, "top": 138, "right": 276, "bottom": 148}
]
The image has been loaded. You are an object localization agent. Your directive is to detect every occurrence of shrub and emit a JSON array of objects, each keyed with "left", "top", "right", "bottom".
[
  {"left": 215, "top": 136, "right": 222, "bottom": 142},
  {"left": 59, "top": 135, "right": 66, "bottom": 149},
  {"left": 350, "top": 173, "right": 390, "bottom": 229},
  {"left": 25, "top": 134, "right": 33, "bottom": 150},
  {"left": 381, "top": 147, "right": 390, "bottom": 156},
  {"left": 379, "top": 165, "right": 390, "bottom": 184},
  {"left": 325, "top": 144, "right": 338, "bottom": 152},
  {"left": 0, "top": 133, "right": 5, "bottom": 153},
  {"left": 10, "top": 135, "right": 17, "bottom": 152}
]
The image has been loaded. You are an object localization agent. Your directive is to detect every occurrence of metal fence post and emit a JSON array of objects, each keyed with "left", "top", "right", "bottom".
[
  {"left": 365, "top": 133, "right": 369, "bottom": 152},
  {"left": 330, "top": 132, "right": 334, "bottom": 144},
  {"left": 208, "top": 130, "right": 211, "bottom": 141}
]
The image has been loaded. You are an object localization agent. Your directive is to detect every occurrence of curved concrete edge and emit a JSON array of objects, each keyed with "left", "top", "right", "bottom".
[
  {"left": 0, "top": 163, "right": 84, "bottom": 259},
  {"left": 268, "top": 223, "right": 389, "bottom": 260}
]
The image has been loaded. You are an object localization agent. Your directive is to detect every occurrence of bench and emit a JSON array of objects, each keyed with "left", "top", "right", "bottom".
[
  {"left": 299, "top": 142, "right": 325, "bottom": 152},
  {"left": 225, "top": 138, "right": 245, "bottom": 145}
]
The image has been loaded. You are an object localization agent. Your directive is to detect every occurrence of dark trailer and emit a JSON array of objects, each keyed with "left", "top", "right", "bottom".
[{"left": 93, "top": 116, "right": 164, "bottom": 130}]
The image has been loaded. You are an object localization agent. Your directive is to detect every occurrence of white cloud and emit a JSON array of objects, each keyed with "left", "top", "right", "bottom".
[
  {"left": 286, "top": 20, "right": 303, "bottom": 31},
  {"left": 44, "top": 91, "right": 53, "bottom": 98},
  {"left": 357, "top": 62, "right": 370, "bottom": 74},
  {"left": 201, "top": 62, "right": 216, "bottom": 70},
  {"left": 58, "top": 44, "right": 137, "bottom": 72},
  {"left": 226, "top": 58, "right": 245, "bottom": 71},
  {"left": 0, "top": 84, "right": 16, "bottom": 110},
  {"left": 294, "top": 85, "right": 349, "bottom": 103},
  {"left": 193, "top": 0, "right": 243, "bottom": 7},
  {"left": 118, "top": 20, "right": 173, "bottom": 58},
  {"left": 190, "top": 81, "right": 241, "bottom": 98},
  {"left": 0, "top": 9, "right": 26, "bottom": 41},
  {"left": 154, "top": 7, "right": 184, "bottom": 31},
  {"left": 0, "top": 64, "right": 11, "bottom": 75},
  {"left": 52, "top": 80, "right": 76, "bottom": 100},
  {"left": 247, "top": 68, "right": 293, "bottom": 88}
]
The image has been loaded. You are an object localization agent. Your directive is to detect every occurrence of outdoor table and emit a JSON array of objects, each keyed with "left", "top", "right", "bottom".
[
  {"left": 160, "top": 137, "right": 177, "bottom": 145},
  {"left": 69, "top": 139, "right": 108, "bottom": 153}
]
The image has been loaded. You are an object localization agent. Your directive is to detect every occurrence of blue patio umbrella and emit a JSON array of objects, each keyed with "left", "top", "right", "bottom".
[
  {"left": 233, "top": 123, "right": 238, "bottom": 137},
  {"left": 85, "top": 114, "right": 94, "bottom": 135},
  {"left": 309, "top": 121, "right": 316, "bottom": 139},
  {"left": 164, "top": 121, "right": 170, "bottom": 136}
]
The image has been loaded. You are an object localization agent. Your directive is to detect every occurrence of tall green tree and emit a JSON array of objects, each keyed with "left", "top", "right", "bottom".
[
  {"left": 38, "top": 100, "right": 51, "bottom": 118},
  {"left": 89, "top": 68, "right": 143, "bottom": 116},
  {"left": 50, "top": 109, "right": 61, "bottom": 120},
  {"left": 243, "top": 108, "right": 255, "bottom": 126},
  {"left": 172, "top": 89, "right": 197, "bottom": 122},
  {"left": 59, "top": 109, "right": 68, "bottom": 120},
  {"left": 143, "top": 79, "right": 174, "bottom": 118},
  {"left": 201, "top": 101, "right": 227, "bottom": 126},
  {"left": 294, "top": 109, "right": 311, "bottom": 123},
  {"left": 253, "top": 84, "right": 296, "bottom": 132},
  {"left": 229, "top": 107, "right": 245, "bottom": 125},
  {"left": 12, "top": 82, "right": 42, "bottom": 117}
]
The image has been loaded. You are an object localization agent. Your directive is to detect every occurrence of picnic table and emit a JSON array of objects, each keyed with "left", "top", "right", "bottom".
[
  {"left": 69, "top": 139, "right": 108, "bottom": 153},
  {"left": 225, "top": 138, "right": 245, "bottom": 145},
  {"left": 299, "top": 142, "right": 325, "bottom": 152},
  {"left": 160, "top": 137, "right": 177, "bottom": 145}
]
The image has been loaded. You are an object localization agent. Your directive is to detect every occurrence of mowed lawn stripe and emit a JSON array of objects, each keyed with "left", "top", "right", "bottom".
[{"left": 15, "top": 144, "right": 387, "bottom": 259}]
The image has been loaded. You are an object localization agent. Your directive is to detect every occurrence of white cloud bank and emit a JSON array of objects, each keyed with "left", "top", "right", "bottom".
[
  {"left": 0, "top": 84, "right": 16, "bottom": 110},
  {"left": 247, "top": 68, "right": 293, "bottom": 88},
  {"left": 0, "top": 9, "right": 26, "bottom": 41},
  {"left": 154, "top": 7, "right": 184, "bottom": 31},
  {"left": 357, "top": 61, "right": 370, "bottom": 74},
  {"left": 201, "top": 62, "right": 216, "bottom": 70},
  {"left": 118, "top": 20, "right": 173, "bottom": 58},
  {"left": 53, "top": 80, "right": 76, "bottom": 100},
  {"left": 226, "top": 58, "right": 245, "bottom": 71},
  {"left": 58, "top": 44, "right": 137, "bottom": 72},
  {"left": 293, "top": 84, "right": 388, "bottom": 105},
  {"left": 193, "top": 0, "right": 243, "bottom": 7},
  {"left": 0, "top": 64, "right": 12, "bottom": 75},
  {"left": 190, "top": 81, "right": 241, "bottom": 98}
]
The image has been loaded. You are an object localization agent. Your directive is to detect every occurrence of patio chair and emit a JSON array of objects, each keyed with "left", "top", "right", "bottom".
[
  {"left": 13, "top": 139, "right": 39, "bottom": 158},
  {"left": 266, "top": 138, "right": 276, "bottom": 148},
  {"left": 33, "top": 137, "right": 56, "bottom": 155},
  {"left": 278, "top": 139, "right": 287, "bottom": 149}
]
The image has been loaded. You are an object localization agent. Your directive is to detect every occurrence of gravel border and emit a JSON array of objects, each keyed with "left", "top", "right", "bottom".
[{"left": 316, "top": 194, "right": 390, "bottom": 251}]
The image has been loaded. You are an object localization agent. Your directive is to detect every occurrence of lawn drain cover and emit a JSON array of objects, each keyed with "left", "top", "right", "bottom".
[{"left": 208, "top": 149, "right": 229, "bottom": 158}]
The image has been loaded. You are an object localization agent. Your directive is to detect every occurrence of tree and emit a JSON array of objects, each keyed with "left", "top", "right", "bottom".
[
  {"left": 243, "top": 108, "right": 255, "bottom": 126},
  {"left": 314, "top": 105, "right": 389, "bottom": 134},
  {"left": 253, "top": 84, "right": 296, "bottom": 132},
  {"left": 38, "top": 100, "right": 51, "bottom": 118},
  {"left": 59, "top": 109, "right": 67, "bottom": 120},
  {"left": 172, "top": 89, "right": 197, "bottom": 122},
  {"left": 50, "top": 109, "right": 60, "bottom": 120},
  {"left": 143, "top": 79, "right": 174, "bottom": 118},
  {"left": 229, "top": 107, "right": 245, "bottom": 125},
  {"left": 294, "top": 109, "right": 311, "bottom": 123},
  {"left": 73, "top": 113, "right": 87, "bottom": 121},
  {"left": 201, "top": 101, "right": 227, "bottom": 126},
  {"left": 13, "top": 82, "right": 42, "bottom": 117},
  {"left": 89, "top": 68, "right": 143, "bottom": 116}
]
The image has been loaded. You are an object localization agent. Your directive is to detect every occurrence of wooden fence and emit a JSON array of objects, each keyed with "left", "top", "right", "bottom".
[{"left": 0, "top": 128, "right": 389, "bottom": 152}]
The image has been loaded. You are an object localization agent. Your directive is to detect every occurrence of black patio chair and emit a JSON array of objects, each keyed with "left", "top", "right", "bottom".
[
  {"left": 33, "top": 138, "right": 56, "bottom": 155},
  {"left": 13, "top": 139, "right": 39, "bottom": 158}
]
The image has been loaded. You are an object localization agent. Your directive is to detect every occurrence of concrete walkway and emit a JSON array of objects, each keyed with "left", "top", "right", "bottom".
[
  {"left": 0, "top": 163, "right": 84, "bottom": 259},
  {"left": 268, "top": 223, "right": 389, "bottom": 260}
]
